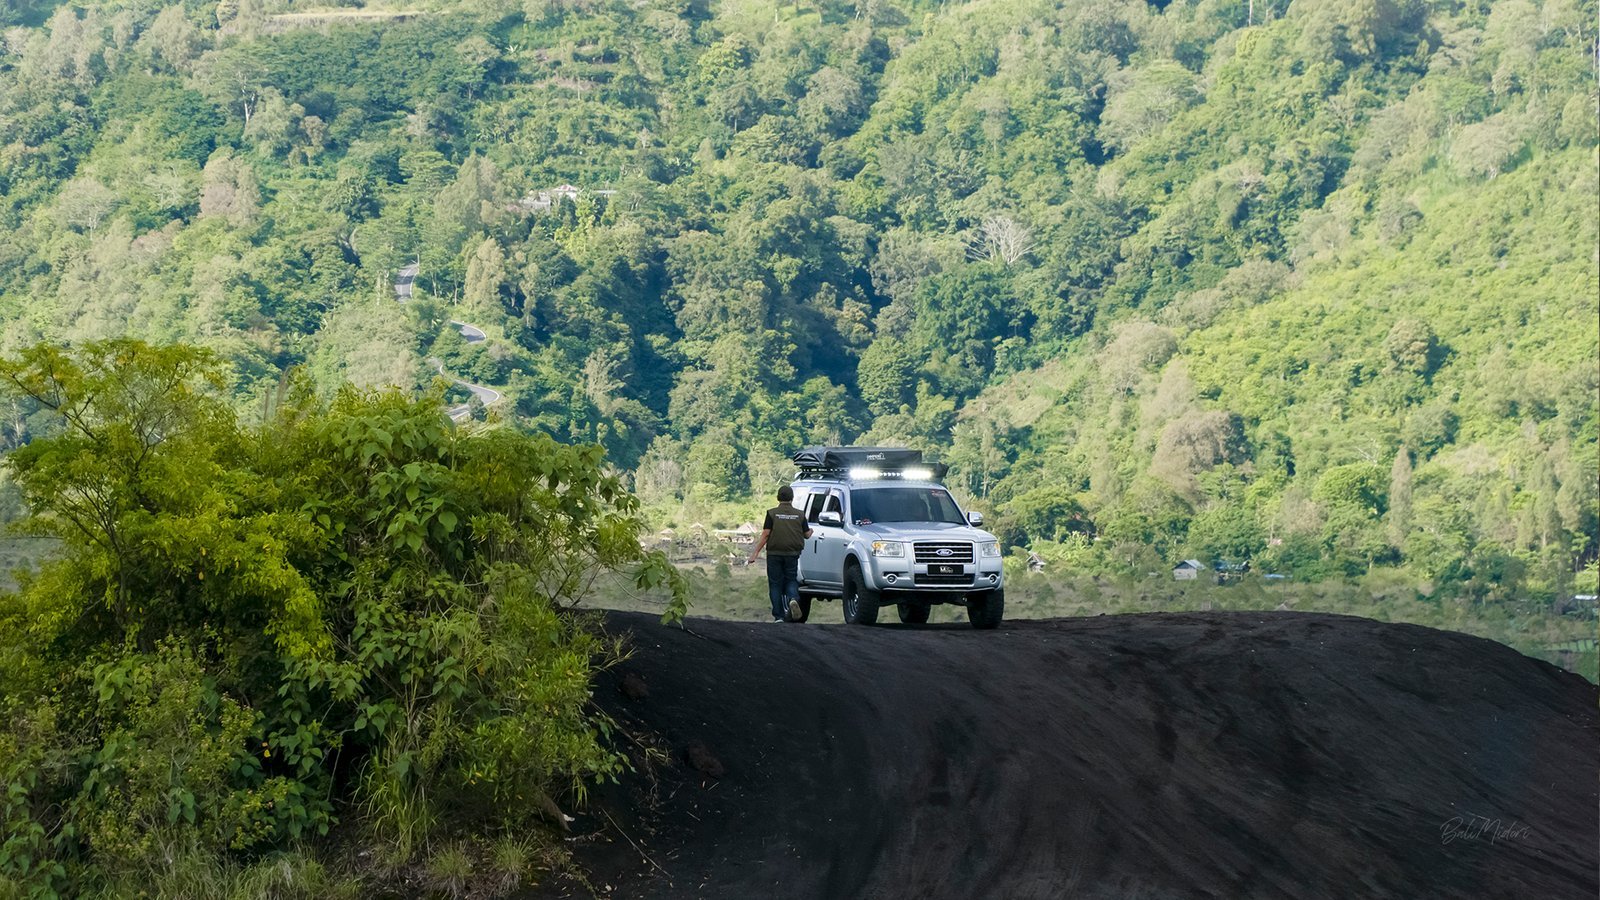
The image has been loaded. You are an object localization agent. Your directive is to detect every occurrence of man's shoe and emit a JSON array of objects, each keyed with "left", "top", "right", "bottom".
[
  {"left": 787, "top": 598, "right": 803, "bottom": 622},
  {"left": 772, "top": 617, "right": 785, "bottom": 623}
]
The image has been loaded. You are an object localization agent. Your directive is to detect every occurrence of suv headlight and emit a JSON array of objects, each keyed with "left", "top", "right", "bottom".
[
  {"left": 870, "top": 540, "right": 906, "bottom": 558},
  {"left": 979, "top": 541, "right": 1001, "bottom": 558}
]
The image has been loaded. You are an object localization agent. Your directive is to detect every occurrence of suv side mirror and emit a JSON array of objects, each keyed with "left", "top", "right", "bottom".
[
  {"left": 818, "top": 511, "right": 842, "bottom": 527},
  {"left": 966, "top": 511, "right": 984, "bottom": 526}
]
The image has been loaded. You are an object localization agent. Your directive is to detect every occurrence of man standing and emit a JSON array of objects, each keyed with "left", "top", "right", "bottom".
[{"left": 747, "top": 485, "right": 812, "bottom": 622}]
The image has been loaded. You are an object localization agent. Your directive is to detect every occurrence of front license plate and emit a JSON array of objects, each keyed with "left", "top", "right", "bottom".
[{"left": 931, "top": 564, "right": 964, "bottom": 575}]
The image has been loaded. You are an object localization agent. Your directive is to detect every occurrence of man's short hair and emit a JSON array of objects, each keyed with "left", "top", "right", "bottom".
[{"left": 776, "top": 485, "right": 794, "bottom": 502}]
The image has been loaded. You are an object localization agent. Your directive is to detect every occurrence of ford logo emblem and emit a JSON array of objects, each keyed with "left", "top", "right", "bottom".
[{"left": 936, "top": 548, "right": 953, "bottom": 557}]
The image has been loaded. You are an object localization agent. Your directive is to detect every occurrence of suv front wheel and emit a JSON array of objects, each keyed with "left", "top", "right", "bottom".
[
  {"left": 968, "top": 589, "right": 1004, "bottom": 630},
  {"left": 842, "top": 563, "right": 880, "bottom": 626},
  {"left": 896, "top": 601, "right": 930, "bottom": 624}
]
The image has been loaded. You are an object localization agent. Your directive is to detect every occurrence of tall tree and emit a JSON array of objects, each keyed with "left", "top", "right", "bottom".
[{"left": 1387, "top": 445, "right": 1412, "bottom": 548}]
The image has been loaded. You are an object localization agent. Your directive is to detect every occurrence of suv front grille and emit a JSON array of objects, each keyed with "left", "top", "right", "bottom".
[
  {"left": 914, "top": 542, "right": 974, "bottom": 564},
  {"left": 915, "top": 572, "right": 975, "bottom": 586}
]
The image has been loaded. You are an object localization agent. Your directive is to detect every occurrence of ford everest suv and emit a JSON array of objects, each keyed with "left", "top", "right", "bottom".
[{"left": 789, "top": 447, "right": 1004, "bottom": 629}]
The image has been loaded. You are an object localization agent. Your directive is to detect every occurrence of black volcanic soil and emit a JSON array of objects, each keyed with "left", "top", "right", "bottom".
[{"left": 535, "top": 611, "right": 1598, "bottom": 899}]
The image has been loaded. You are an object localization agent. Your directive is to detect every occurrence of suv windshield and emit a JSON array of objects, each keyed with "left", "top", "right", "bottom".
[{"left": 850, "top": 487, "right": 965, "bottom": 526}]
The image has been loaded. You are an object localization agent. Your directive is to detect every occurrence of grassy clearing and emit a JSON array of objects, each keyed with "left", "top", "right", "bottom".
[
  {"left": 587, "top": 563, "right": 1599, "bottom": 683},
  {"left": 268, "top": 9, "right": 431, "bottom": 26},
  {"left": 274, "top": 5, "right": 430, "bottom": 17}
]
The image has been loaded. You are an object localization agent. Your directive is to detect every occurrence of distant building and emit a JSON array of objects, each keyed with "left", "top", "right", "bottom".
[
  {"left": 1173, "top": 560, "right": 1205, "bottom": 581},
  {"left": 1214, "top": 559, "right": 1249, "bottom": 585},
  {"left": 1558, "top": 593, "right": 1598, "bottom": 615},
  {"left": 510, "top": 184, "right": 619, "bottom": 215},
  {"left": 712, "top": 522, "right": 759, "bottom": 546},
  {"left": 1027, "top": 552, "right": 1046, "bottom": 573}
]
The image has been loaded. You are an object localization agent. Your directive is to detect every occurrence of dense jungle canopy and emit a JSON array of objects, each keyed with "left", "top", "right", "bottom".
[{"left": 0, "top": 0, "right": 1595, "bottom": 596}]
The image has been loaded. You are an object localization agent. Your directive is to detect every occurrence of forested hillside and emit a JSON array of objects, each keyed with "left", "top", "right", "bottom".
[{"left": 0, "top": 0, "right": 1595, "bottom": 598}]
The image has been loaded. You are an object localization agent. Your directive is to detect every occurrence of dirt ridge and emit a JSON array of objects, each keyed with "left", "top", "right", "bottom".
[{"left": 540, "top": 611, "right": 1598, "bottom": 899}]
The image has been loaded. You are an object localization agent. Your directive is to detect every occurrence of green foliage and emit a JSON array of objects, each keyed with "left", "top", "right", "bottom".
[
  {"left": 1314, "top": 463, "right": 1388, "bottom": 516},
  {"left": 0, "top": 341, "right": 685, "bottom": 895},
  {"left": 0, "top": 0, "right": 1592, "bottom": 612},
  {"left": 1186, "top": 504, "right": 1266, "bottom": 564},
  {"left": 998, "top": 485, "right": 1089, "bottom": 547}
]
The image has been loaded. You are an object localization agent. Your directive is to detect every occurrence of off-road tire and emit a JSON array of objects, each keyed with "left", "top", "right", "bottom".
[
  {"left": 842, "top": 564, "right": 880, "bottom": 625},
  {"left": 897, "top": 602, "right": 930, "bottom": 624},
  {"left": 968, "top": 589, "right": 1004, "bottom": 630}
]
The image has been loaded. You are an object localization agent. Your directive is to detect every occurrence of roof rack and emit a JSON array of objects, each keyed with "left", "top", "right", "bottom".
[{"left": 792, "top": 446, "right": 949, "bottom": 481}]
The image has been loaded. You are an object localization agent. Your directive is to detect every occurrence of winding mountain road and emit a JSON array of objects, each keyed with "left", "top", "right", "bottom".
[
  {"left": 394, "top": 261, "right": 419, "bottom": 300},
  {"left": 394, "top": 262, "right": 502, "bottom": 421}
]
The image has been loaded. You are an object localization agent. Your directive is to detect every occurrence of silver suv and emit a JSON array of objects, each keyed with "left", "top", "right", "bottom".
[{"left": 789, "top": 447, "right": 1004, "bottom": 628}]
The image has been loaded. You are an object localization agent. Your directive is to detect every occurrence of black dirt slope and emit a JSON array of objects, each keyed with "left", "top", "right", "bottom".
[{"left": 544, "top": 612, "right": 1598, "bottom": 900}]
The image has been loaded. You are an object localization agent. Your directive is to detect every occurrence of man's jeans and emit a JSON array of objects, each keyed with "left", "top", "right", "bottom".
[{"left": 766, "top": 554, "right": 801, "bottom": 620}]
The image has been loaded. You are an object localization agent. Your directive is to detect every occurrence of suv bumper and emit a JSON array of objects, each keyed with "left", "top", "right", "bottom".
[{"left": 864, "top": 554, "right": 1003, "bottom": 593}]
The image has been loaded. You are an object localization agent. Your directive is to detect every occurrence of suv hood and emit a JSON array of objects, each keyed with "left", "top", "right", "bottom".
[{"left": 854, "top": 521, "right": 996, "bottom": 543}]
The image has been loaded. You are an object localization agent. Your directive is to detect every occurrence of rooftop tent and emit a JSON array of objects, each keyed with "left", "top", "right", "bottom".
[
  {"left": 791, "top": 446, "right": 949, "bottom": 480},
  {"left": 793, "top": 446, "right": 925, "bottom": 471}
]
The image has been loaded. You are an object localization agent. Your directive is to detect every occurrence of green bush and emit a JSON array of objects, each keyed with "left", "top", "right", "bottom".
[{"left": 0, "top": 341, "right": 685, "bottom": 896}]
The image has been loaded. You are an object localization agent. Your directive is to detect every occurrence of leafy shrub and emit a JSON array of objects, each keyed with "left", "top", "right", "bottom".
[{"left": 0, "top": 341, "right": 686, "bottom": 896}]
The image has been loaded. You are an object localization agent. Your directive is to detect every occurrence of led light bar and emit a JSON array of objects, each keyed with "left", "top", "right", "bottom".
[
  {"left": 794, "top": 448, "right": 948, "bottom": 481},
  {"left": 843, "top": 466, "right": 936, "bottom": 480}
]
